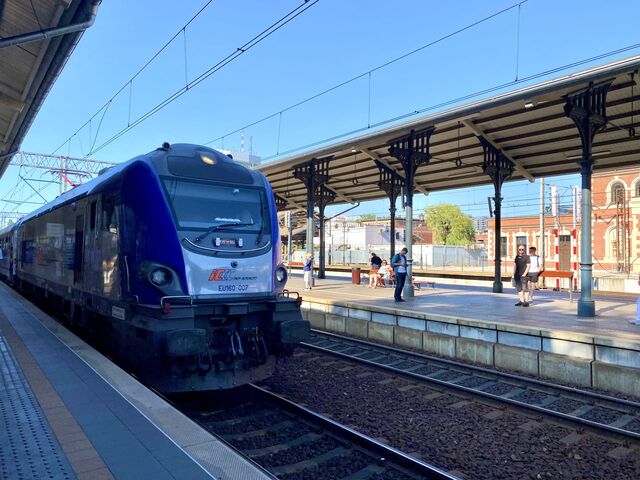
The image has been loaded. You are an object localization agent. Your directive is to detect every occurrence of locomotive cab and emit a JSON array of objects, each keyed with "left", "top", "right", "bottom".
[{"left": 120, "top": 144, "right": 307, "bottom": 391}]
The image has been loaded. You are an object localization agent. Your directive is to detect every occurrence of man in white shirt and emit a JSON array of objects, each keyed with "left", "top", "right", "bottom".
[{"left": 526, "top": 246, "right": 543, "bottom": 303}]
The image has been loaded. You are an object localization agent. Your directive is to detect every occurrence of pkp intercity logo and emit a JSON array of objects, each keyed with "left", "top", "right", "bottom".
[{"left": 208, "top": 269, "right": 231, "bottom": 281}]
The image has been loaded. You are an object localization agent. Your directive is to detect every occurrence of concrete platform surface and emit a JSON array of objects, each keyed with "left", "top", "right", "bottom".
[
  {"left": 291, "top": 274, "right": 640, "bottom": 342},
  {"left": 0, "top": 282, "right": 271, "bottom": 480}
]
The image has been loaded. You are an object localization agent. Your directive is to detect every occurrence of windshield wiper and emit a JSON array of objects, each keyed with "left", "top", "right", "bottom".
[
  {"left": 256, "top": 197, "right": 266, "bottom": 245},
  {"left": 194, "top": 222, "right": 254, "bottom": 243}
]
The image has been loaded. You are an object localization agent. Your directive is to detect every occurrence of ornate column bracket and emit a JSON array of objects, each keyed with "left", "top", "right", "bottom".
[
  {"left": 387, "top": 127, "right": 435, "bottom": 298},
  {"left": 564, "top": 81, "right": 612, "bottom": 173},
  {"left": 314, "top": 184, "right": 336, "bottom": 215},
  {"left": 292, "top": 156, "right": 333, "bottom": 267},
  {"left": 387, "top": 127, "right": 435, "bottom": 206},
  {"left": 479, "top": 137, "right": 514, "bottom": 294},
  {"left": 375, "top": 160, "right": 405, "bottom": 257},
  {"left": 314, "top": 185, "right": 336, "bottom": 279},
  {"left": 292, "top": 156, "right": 331, "bottom": 192},
  {"left": 480, "top": 137, "right": 514, "bottom": 194},
  {"left": 376, "top": 160, "right": 405, "bottom": 203},
  {"left": 274, "top": 194, "right": 288, "bottom": 211},
  {"left": 563, "top": 81, "right": 612, "bottom": 318}
]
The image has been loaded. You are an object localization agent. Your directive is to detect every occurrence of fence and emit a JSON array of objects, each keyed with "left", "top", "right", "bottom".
[{"left": 290, "top": 245, "right": 488, "bottom": 270}]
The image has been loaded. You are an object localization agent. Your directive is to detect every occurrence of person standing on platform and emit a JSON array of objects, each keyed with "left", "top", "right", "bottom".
[
  {"left": 369, "top": 252, "right": 382, "bottom": 288},
  {"left": 391, "top": 248, "right": 408, "bottom": 302},
  {"left": 513, "top": 244, "right": 530, "bottom": 307},
  {"left": 303, "top": 252, "right": 313, "bottom": 291},
  {"left": 526, "top": 246, "right": 543, "bottom": 303}
]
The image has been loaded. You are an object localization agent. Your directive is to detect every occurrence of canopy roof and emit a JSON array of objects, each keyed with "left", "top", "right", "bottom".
[
  {"left": 258, "top": 55, "right": 640, "bottom": 210},
  {"left": 0, "top": 0, "right": 99, "bottom": 177}
]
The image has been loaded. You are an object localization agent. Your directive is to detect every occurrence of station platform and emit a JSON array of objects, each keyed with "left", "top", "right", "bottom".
[
  {"left": 290, "top": 274, "right": 640, "bottom": 397},
  {"left": 0, "top": 282, "right": 271, "bottom": 480}
]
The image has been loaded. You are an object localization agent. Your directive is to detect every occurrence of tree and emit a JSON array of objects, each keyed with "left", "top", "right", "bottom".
[
  {"left": 425, "top": 204, "right": 475, "bottom": 245},
  {"left": 356, "top": 213, "right": 376, "bottom": 224}
]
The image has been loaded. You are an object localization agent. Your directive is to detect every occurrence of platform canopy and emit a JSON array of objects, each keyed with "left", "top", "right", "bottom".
[
  {"left": 0, "top": 0, "right": 100, "bottom": 178},
  {"left": 258, "top": 55, "right": 640, "bottom": 210}
]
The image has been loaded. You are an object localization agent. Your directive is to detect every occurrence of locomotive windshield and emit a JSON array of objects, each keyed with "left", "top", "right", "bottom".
[{"left": 163, "top": 178, "right": 270, "bottom": 232}]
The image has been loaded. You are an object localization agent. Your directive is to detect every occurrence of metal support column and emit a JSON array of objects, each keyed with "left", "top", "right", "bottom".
[
  {"left": 564, "top": 81, "right": 611, "bottom": 317},
  {"left": 315, "top": 186, "right": 336, "bottom": 278},
  {"left": 293, "top": 156, "right": 331, "bottom": 267},
  {"left": 479, "top": 137, "right": 514, "bottom": 293},
  {"left": 388, "top": 127, "right": 435, "bottom": 297},
  {"left": 375, "top": 161, "right": 404, "bottom": 259}
]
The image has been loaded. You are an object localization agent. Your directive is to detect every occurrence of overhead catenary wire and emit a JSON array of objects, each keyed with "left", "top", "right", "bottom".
[
  {"left": 262, "top": 41, "right": 640, "bottom": 161},
  {"left": 204, "top": 0, "right": 529, "bottom": 148},
  {"left": 86, "top": 0, "right": 320, "bottom": 158},
  {"left": 10, "top": 2, "right": 636, "bottom": 217},
  {"left": 52, "top": 0, "right": 218, "bottom": 155}
]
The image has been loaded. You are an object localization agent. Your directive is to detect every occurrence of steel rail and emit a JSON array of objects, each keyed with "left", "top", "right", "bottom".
[
  {"left": 247, "top": 384, "right": 458, "bottom": 480},
  {"left": 303, "top": 330, "right": 640, "bottom": 440},
  {"left": 174, "top": 382, "right": 458, "bottom": 480}
]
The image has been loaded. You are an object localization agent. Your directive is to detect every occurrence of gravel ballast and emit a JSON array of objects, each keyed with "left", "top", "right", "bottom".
[{"left": 261, "top": 352, "right": 640, "bottom": 479}]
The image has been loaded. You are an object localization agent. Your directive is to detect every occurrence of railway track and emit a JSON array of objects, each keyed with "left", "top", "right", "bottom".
[
  {"left": 303, "top": 330, "right": 640, "bottom": 440},
  {"left": 179, "top": 384, "right": 456, "bottom": 480}
]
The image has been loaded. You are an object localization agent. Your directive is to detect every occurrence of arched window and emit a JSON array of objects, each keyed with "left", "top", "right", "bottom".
[
  {"left": 611, "top": 182, "right": 625, "bottom": 203},
  {"left": 635, "top": 181, "right": 640, "bottom": 198}
]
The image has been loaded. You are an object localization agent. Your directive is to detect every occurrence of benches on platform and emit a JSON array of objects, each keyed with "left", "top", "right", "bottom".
[
  {"left": 414, "top": 280, "right": 436, "bottom": 290},
  {"left": 540, "top": 270, "right": 574, "bottom": 302},
  {"left": 363, "top": 271, "right": 436, "bottom": 290}
]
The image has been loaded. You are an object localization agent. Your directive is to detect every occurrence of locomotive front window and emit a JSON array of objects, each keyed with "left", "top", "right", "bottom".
[{"left": 163, "top": 179, "right": 269, "bottom": 232}]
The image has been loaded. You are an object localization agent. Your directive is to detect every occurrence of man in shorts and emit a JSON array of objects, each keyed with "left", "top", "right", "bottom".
[
  {"left": 513, "top": 244, "right": 530, "bottom": 307},
  {"left": 526, "top": 246, "right": 543, "bottom": 303}
]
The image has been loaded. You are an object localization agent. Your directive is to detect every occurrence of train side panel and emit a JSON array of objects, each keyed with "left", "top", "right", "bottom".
[{"left": 1, "top": 144, "right": 307, "bottom": 392}]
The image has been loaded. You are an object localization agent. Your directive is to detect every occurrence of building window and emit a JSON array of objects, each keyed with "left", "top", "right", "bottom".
[
  {"left": 609, "top": 230, "right": 618, "bottom": 260},
  {"left": 635, "top": 182, "right": 640, "bottom": 197},
  {"left": 501, "top": 237, "right": 508, "bottom": 258},
  {"left": 515, "top": 235, "right": 527, "bottom": 251},
  {"left": 611, "top": 182, "right": 625, "bottom": 203}
]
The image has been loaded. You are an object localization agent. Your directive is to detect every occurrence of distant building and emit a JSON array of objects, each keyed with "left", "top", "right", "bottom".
[
  {"left": 217, "top": 149, "right": 261, "bottom": 168},
  {"left": 475, "top": 231, "right": 488, "bottom": 247},
  {"left": 485, "top": 167, "right": 640, "bottom": 283},
  {"left": 473, "top": 216, "right": 488, "bottom": 233},
  {"left": 360, "top": 218, "right": 434, "bottom": 244}
]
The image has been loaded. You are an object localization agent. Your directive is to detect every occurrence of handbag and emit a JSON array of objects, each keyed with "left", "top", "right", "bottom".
[{"left": 511, "top": 277, "right": 516, "bottom": 287}]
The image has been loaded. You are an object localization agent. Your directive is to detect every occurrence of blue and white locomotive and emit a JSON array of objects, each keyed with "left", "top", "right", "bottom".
[{"left": 0, "top": 143, "right": 308, "bottom": 392}]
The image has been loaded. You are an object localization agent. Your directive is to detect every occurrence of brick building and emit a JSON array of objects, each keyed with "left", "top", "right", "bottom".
[{"left": 486, "top": 167, "right": 640, "bottom": 285}]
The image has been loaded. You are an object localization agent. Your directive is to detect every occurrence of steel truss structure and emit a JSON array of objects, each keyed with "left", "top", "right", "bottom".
[{"left": 0, "top": 152, "right": 118, "bottom": 227}]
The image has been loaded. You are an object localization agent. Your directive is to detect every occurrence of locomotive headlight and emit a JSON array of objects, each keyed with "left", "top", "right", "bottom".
[
  {"left": 150, "top": 267, "right": 172, "bottom": 287},
  {"left": 275, "top": 266, "right": 287, "bottom": 283}
]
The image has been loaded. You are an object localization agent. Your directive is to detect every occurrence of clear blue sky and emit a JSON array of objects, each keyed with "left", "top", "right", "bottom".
[{"left": 8, "top": 0, "right": 640, "bottom": 219}]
